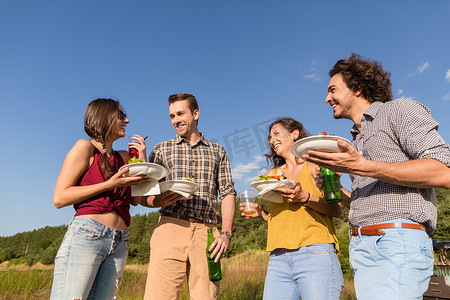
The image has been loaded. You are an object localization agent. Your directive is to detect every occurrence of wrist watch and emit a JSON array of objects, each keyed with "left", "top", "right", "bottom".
[{"left": 221, "top": 231, "right": 233, "bottom": 240}]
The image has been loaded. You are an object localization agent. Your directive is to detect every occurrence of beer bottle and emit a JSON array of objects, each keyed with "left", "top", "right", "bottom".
[
  {"left": 320, "top": 167, "right": 342, "bottom": 203},
  {"left": 206, "top": 229, "right": 222, "bottom": 281}
]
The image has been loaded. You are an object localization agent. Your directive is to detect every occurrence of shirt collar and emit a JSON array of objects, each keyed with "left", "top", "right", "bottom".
[
  {"left": 175, "top": 133, "right": 209, "bottom": 146},
  {"left": 350, "top": 101, "right": 383, "bottom": 138}
]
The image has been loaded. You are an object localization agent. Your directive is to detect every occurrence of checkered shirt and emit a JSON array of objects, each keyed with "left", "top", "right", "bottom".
[
  {"left": 348, "top": 98, "right": 450, "bottom": 234},
  {"left": 149, "top": 133, "right": 236, "bottom": 224}
]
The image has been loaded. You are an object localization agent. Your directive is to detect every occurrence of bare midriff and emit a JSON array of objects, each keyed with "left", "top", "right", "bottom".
[{"left": 80, "top": 211, "right": 128, "bottom": 230}]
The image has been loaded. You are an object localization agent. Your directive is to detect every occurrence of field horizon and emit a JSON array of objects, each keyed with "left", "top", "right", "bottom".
[{"left": 0, "top": 249, "right": 356, "bottom": 299}]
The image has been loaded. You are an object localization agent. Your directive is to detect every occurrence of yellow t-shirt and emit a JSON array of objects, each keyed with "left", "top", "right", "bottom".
[{"left": 266, "top": 162, "right": 339, "bottom": 252}]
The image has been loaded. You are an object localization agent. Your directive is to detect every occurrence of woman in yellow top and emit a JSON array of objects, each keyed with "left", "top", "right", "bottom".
[{"left": 240, "top": 118, "right": 344, "bottom": 300}]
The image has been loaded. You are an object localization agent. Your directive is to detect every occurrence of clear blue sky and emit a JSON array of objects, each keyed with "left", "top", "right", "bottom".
[{"left": 1, "top": 1, "right": 449, "bottom": 237}]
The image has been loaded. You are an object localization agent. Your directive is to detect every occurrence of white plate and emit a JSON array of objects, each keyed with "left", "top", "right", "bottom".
[
  {"left": 159, "top": 180, "right": 199, "bottom": 194},
  {"left": 119, "top": 162, "right": 168, "bottom": 180},
  {"left": 290, "top": 135, "right": 356, "bottom": 158},
  {"left": 250, "top": 179, "right": 295, "bottom": 192}
]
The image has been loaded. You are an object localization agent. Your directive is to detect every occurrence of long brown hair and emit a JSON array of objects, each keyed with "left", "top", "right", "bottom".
[
  {"left": 266, "top": 118, "right": 310, "bottom": 168},
  {"left": 84, "top": 98, "right": 122, "bottom": 178}
]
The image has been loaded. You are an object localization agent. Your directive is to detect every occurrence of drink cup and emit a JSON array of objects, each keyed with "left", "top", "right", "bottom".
[
  {"left": 128, "top": 135, "right": 139, "bottom": 159},
  {"left": 239, "top": 190, "right": 257, "bottom": 216}
]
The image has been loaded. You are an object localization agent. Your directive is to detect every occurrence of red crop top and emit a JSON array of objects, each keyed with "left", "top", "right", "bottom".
[{"left": 74, "top": 146, "right": 132, "bottom": 226}]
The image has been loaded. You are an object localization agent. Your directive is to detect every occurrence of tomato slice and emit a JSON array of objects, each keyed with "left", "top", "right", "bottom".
[{"left": 268, "top": 175, "right": 281, "bottom": 181}]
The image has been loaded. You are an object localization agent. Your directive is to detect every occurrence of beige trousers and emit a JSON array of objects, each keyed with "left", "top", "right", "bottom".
[{"left": 144, "top": 215, "right": 220, "bottom": 300}]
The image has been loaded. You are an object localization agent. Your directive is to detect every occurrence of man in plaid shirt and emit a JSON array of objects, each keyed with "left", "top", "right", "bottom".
[
  {"left": 304, "top": 54, "right": 450, "bottom": 299},
  {"left": 141, "top": 93, "right": 236, "bottom": 300}
]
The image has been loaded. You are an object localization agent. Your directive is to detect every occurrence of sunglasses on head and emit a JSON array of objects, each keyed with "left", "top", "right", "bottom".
[{"left": 118, "top": 110, "right": 127, "bottom": 120}]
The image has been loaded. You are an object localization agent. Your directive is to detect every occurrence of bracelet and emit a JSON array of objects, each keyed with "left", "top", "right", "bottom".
[{"left": 303, "top": 193, "right": 311, "bottom": 206}]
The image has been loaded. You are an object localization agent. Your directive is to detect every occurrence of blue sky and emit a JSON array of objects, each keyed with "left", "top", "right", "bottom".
[{"left": 1, "top": 1, "right": 449, "bottom": 237}]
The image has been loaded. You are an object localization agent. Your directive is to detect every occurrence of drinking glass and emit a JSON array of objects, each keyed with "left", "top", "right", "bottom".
[
  {"left": 239, "top": 190, "right": 256, "bottom": 216},
  {"left": 128, "top": 135, "right": 139, "bottom": 159}
]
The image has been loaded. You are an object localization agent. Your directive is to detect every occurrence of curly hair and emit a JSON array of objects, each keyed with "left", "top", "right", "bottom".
[
  {"left": 329, "top": 53, "right": 392, "bottom": 103},
  {"left": 266, "top": 117, "right": 310, "bottom": 168}
]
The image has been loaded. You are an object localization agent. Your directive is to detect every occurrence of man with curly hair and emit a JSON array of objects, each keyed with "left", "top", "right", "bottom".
[{"left": 304, "top": 53, "right": 450, "bottom": 299}]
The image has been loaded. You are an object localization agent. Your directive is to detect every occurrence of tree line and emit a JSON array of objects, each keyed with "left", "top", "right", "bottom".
[{"left": 1, "top": 188, "right": 449, "bottom": 279}]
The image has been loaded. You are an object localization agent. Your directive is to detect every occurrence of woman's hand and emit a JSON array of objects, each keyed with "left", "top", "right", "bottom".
[
  {"left": 107, "top": 166, "right": 150, "bottom": 189},
  {"left": 239, "top": 202, "right": 268, "bottom": 222},
  {"left": 314, "top": 166, "right": 324, "bottom": 189},
  {"left": 239, "top": 202, "right": 263, "bottom": 219},
  {"left": 129, "top": 134, "right": 148, "bottom": 162},
  {"left": 275, "top": 179, "right": 310, "bottom": 204},
  {"left": 314, "top": 166, "right": 343, "bottom": 189}
]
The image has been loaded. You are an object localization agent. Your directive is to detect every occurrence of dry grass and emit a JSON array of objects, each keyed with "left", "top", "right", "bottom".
[{"left": 0, "top": 251, "right": 356, "bottom": 299}]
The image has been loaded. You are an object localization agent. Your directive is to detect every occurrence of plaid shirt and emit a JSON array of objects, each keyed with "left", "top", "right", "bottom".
[
  {"left": 349, "top": 98, "right": 450, "bottom": 234},
  {"left": 149, "top": 133, "right": 236, "bottom": 224}
]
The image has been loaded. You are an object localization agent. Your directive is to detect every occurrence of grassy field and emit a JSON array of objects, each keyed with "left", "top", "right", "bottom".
[{"left": 0, "top": 250, "right": 356, "bottom": 300}]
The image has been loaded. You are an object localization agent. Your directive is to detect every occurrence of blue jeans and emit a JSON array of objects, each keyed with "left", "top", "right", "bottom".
[
  {"left": 50, "top": 216, "right": 129, "bottom": 300},
  {"left": 349, "top": 219, "right": 434, "bottom": 300},
  {"left": 263, "top": 244, "right": 343, "bottom": 300}
]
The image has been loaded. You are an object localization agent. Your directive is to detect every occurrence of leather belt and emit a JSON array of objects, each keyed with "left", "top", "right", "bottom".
[
  {"left": 350, "top": 223, "right": 426, "bottom": 236},
  {"left": 160, "top": 211, "right": 209, "bottom": 224}
]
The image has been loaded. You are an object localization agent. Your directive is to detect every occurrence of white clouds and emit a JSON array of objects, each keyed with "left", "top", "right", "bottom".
[
  {"left": 300, "top": 59, "right": 326, "bottom": 82},
  {"left": 444, "top": 69, "right": 450, "bottom": 102},
  {"left": 418, "top": 62, "right": 430, "bottom": 74},
  {"left": 443, "top": 92, "right": 450, "bottom": 102},
  {"left": 302, "top": 73, "right": 321, "bottom": 81},
  {"left": 232, "top": 155, "right": 266, "bottom": 180},
  {"left": 397, "top": 89, "right": 404, "bottom": 97},
  {"left": 407, "top": 62, "right": 430, "bottom": 78}
]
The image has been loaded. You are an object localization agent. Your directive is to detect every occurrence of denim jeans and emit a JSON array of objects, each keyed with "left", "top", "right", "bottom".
[
  {"left": 50, "top": 216, "right": 129, "bottom": 300},
  {"left": 349, "top": 219, "right": 434, "bottom": 300},
  {"left": 263, "top": 244, "right": 343, "bottom": 300}
]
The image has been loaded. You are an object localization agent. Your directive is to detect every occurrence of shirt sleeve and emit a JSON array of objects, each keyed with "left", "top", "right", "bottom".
[
  {"left": 390, "top": 99, "right": 450, "bottom": 166},
  {"left": 216, "top": 146, "right": 237, "bottom": 201},
  {"left": 148, "top": 143, "right": 163, "bottom": 165}
]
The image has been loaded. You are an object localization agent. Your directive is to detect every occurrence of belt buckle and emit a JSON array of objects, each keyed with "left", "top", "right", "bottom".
[{"left": 378, "top": 229, "right": 385, "bottom": 235}]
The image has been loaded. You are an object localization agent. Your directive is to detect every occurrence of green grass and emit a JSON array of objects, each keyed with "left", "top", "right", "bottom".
[
  {"left": 0, "top": 250, "right": 356, "bottom": 299},
  {"left": 0, "top": 269, "right": 52, "bottom": 300}
]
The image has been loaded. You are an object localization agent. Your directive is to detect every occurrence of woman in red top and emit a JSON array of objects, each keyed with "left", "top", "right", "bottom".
[{"left": 50, "top": 98, "right": 149, "bottom": 300}]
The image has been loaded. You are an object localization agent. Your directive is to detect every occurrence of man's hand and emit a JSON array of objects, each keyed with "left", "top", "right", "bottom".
[
  {"left": 208, "top": 234, "right": 230, "bottom": 263},
  {"left": 141, "top": 191, "right": 184, "bottom": 208},
  {"left": 303, "top": 139, "right": 365, "bottom": 175}
]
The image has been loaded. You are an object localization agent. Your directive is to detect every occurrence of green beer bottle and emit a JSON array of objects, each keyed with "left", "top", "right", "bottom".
[
  {"left": 319, "top": 167, "right": 342, "bottom": 203},
  {"left": 206, "top": 229, "right": 222, "bottom": 281}
]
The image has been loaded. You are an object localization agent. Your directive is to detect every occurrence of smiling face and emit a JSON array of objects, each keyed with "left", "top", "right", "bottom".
[
  {"left": 325, "top": 73, "right": 358, "bottom": 120},
  {"left": 269, "top": 123, "right": 298, "bottom": 157},
  {"left": 169, "top": 100, "right": 199, "bottom": 139},
  {"left": 108, "top": 108, "right": 129, "bottom": 142}
]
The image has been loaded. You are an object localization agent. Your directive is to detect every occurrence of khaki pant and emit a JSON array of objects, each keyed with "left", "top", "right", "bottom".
[{"left": 144, "top": 215, "right": 220, "bottom": 300}]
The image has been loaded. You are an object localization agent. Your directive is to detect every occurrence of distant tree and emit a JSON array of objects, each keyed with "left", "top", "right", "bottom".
[
  {"left": 432, "top": 188, "right": 450, "bottom": 241},
  {"left": 1, "top": 188, "right": 448, "bottom": 267}
]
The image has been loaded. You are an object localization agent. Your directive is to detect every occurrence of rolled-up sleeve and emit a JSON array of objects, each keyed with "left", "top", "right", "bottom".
[
  {"left": 216, "top": 146, "right": 236, "bottom": 201},
  {"left": 392, "top": 99, "right": 450, "bottom": 167}
]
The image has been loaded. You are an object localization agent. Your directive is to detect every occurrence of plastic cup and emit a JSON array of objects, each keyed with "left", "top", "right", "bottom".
[
  {"left": 239, "top": 189, "right": 256, "bottom": 216},
  {"left": 128, "top": 135, "right": 139, "bottom": 159}
]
